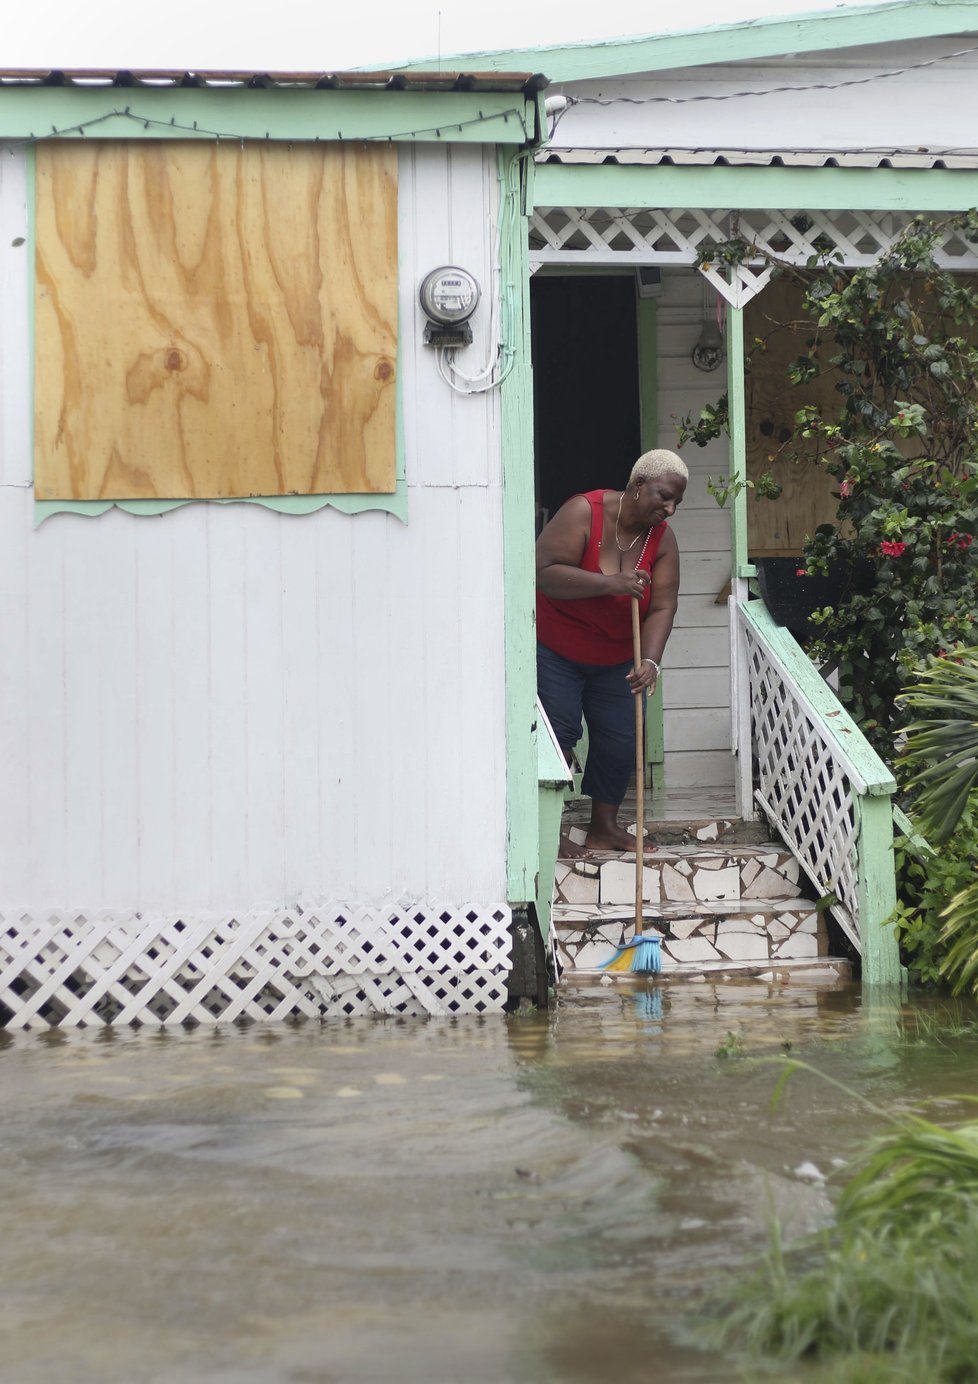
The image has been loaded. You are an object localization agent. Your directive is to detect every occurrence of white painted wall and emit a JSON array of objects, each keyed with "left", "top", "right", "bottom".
[
  {"left": 656, "top": 268, "right": 734, "bottom": 789},
  {"left": 544, "top": 36, "right": 978, "bottom": 154},
  {"left": 0, "top": 142, "right": 511, "bottom": 913}
]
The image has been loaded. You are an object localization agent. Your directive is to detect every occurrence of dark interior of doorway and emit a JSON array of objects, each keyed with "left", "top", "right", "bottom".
[{"left": 530, "top": 274, "right": 641, "bottom": 528}]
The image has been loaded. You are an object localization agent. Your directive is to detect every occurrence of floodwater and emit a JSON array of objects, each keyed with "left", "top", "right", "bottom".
[{"left": 3, "top": 976, "right": 978, "bottom": 1384}]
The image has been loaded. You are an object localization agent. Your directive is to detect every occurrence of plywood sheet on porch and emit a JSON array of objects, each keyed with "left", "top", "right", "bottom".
[
  {"left": 34, "top": 140, "right": 398, "bottom": 500},
  {"left": 744, "top": 276, "right": 840, "bottom": 555}
]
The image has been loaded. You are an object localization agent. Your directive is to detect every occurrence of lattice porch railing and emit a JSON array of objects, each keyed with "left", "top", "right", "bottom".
[
  {"left": 0, "top": 902, "right": 513, "bottom": 1028},
  {"left": 736, "top": 599, "right": 901, "bottom": 984},
  {"left": 529, "top": 206, "right": 978, "bottom": 306}
]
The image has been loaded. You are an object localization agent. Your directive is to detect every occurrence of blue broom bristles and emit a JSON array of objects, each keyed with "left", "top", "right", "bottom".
[{"left": 601, "top": 932, "right": 662, "bottom": 974}]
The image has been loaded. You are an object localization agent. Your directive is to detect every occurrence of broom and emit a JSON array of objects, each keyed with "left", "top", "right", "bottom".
[{"left": 601, "top": 594, "right": 662, "bottom": 974}]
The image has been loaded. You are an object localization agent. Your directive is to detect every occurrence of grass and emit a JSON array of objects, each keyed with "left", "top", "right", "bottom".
[{"left": 715, "top": 1063, "right": 978, "bottom": 1381}]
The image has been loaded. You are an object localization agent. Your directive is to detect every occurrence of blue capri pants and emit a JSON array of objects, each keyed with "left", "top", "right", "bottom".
[{"left": 537, "top": 642, "right": 640, "bottom": 808}]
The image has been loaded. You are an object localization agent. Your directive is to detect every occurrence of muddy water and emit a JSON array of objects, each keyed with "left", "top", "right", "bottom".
[{"left": 3, "top": 976, "right": 978, "bottom": 1384}]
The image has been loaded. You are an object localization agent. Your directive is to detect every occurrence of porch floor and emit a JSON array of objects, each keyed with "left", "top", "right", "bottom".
[{"left": 563, "top": 781, "right": 736, "bottom": 820}]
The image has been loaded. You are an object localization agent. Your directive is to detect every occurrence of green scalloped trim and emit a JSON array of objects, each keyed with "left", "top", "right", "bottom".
[{"left": 33, "top": 486, "right": 407, "bottom": 527}]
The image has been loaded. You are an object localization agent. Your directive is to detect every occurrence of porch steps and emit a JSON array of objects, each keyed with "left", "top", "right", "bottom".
[{"left": 551, "top": 818, "right": 848, "bottom": 980}]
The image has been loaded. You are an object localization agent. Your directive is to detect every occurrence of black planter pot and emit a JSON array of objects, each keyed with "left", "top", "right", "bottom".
[{"left": 755, "top": 557, "right": 874, "bottom": 642}]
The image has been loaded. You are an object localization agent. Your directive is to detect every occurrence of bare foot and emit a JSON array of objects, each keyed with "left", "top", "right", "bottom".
[
  {"left": 585, "top": 826, "right": 657, "bottom": 855},
  {"left": 559, "top": 831, "right": 587, "bottom": 860}
]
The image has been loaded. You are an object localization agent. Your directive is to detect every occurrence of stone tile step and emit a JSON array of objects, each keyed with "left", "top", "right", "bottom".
[
  {"left": 567, "top": 956, "right": 853, "bottom": 986},
  {"left": 553, "top": 898, "right": 828, "bottom": 973},
  {"left": 555, "top": 845, "right": 803, "bottom": 908}
]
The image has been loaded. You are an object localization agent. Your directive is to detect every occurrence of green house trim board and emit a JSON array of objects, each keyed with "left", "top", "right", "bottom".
[
  {"left": 390, "top": 0, "right": 978, "bottom": 81},
  {"left": 533, "top": 165, "right": 978, "bottom": 214}
]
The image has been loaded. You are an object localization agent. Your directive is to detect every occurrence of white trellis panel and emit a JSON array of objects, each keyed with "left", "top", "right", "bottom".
[
  {"left": 529, "top": 206, "right": 978, "bottom": 306},
  {"left": 738, "top": 616, "right": 861, "bottom": 949},
  {"left": 0, "top": 904, "right": 513, "bottom": 1027}
]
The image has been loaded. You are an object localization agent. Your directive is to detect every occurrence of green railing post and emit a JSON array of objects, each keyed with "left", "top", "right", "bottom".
[{"left": 855, "top": 792, "right": 903, "bottom": 987}]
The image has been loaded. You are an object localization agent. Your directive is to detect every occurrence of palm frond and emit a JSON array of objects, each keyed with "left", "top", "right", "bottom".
[{"left": 898, "top": 649, "right": 978, "bottom": 841}]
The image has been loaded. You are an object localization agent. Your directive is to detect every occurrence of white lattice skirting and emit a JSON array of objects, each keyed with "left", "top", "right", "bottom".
[{"left": 0, "top": 904, "right": 513, "bottom": 1028}]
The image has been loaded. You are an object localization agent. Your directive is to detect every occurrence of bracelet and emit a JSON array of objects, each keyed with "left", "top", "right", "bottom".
[{"left": 642, "top": 658, "right": 660, "bottom": 675}]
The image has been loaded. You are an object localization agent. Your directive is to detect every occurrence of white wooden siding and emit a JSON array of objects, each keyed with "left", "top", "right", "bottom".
[
  {"left": 0, "top": 143, "right": 511, "bottom": 913},
  {"left": 546, "top": 38, "right": 978, "bottom": 155},
  {"left": 658, "top": 267, "right": 734, "bottom": 789}
]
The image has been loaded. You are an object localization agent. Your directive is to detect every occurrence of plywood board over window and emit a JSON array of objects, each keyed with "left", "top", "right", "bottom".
[{"left": 34, "top": 140, "right": 398, "bottom": 500}]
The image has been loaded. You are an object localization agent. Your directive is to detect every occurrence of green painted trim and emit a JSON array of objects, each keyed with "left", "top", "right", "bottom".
[
  {"left": 533, "top": 164, "right": 978, "bottom": 213},
  {"left": 741, "top": 600, "right": 897, "bottom": 794},
  {"left": 636, "top": 296, "right": 657, "bottom": 453},
  {"left": 34, "top": 489, "right": 409, "bottom": 526},
  {"left": 0, "top": 88, "right": 535, "bottom": 145},
  {"left": 26, "top": 144, "right": 35, "bottom": 484},
  {"left": 636, "top": 294, "right": 665, "bottom": 774},
  {"left": 727, "top": 306, "right": 750, "bottom": 578},
  {"left": 501, "top": 149, "right": 540, "bottom": 904},
  {"left": 392, "top": 1, "right": 978, "bottom": 82},
  {"left": 537, "top": 784, "right": 566, "bottom": 942},
  {"left": 892, "top": 801, "right": 935, "bottom": 854},
  {"left": 855, "top": 793, "right": 903, "bottom": 986},
  {"left": 537, "top": 700, "right": 571, "bottom": 942},
  {"left": 646, "top": 682, "right": 665, "bottom": 777}
]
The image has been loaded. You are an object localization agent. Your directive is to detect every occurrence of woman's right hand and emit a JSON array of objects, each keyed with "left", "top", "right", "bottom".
[{"left": 608, "top": 568, "right": 650, "bottom": 599}]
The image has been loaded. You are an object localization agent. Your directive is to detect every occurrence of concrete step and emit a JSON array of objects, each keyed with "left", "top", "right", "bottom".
[
  {"left": 552, "top": 897, "right": 829, "bottom": 974},
  {"left": 555, "top": 843, "right": 804, "bottom": 909}
]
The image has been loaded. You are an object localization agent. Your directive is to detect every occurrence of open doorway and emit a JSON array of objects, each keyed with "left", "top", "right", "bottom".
[{"left": 530, "top": 274, "right": 643, "bottom": 529}]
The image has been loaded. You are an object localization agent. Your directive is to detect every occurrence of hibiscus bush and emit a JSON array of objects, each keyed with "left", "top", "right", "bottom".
[
  {"left": 783, "top": 216, "right": 978, "bottom": 749},
  {"left": 694, "top": 216, "right": 978, "bottom": 982}
]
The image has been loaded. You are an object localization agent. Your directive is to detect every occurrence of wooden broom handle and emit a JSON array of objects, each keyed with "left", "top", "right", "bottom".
[{"left": 632, "top": 595, "right": 644, "bottom": 932}]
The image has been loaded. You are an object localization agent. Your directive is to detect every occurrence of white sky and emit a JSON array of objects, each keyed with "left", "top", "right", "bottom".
[{"left": 2, "top": 0, "right": 893, "bottom": 72}]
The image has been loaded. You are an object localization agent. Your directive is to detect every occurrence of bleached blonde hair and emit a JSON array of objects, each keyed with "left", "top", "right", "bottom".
[{"left": 628, "top": 449, "right": 688, "bottom": 486}]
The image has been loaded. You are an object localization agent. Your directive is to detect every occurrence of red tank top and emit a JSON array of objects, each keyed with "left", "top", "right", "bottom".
[{"left": 536, "top": 490, "right": 668, "bottom": 665}]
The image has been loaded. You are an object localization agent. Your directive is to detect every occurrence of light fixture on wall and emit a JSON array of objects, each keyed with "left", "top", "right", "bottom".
[
  {"left": 691, "top": 282, "right": 725, "bottom": 372},
  {"left": 419, "top": 266, "right": 481, "bottom": 347}
]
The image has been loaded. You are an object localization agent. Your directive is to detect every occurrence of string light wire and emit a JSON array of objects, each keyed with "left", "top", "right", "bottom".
[{"left": 0, "top": 102, "right": 530, "bottom": 151}]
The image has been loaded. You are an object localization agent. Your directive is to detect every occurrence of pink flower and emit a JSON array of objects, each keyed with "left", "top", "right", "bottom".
[
  {"left": 880, "top": 540, "right": 907, "bottom": 557},
  {"left": 839, "top": 480, "right": 852, "bottom": 498},
  {"left": 795, "top": 567, "right": 807, "bottom": 576}
]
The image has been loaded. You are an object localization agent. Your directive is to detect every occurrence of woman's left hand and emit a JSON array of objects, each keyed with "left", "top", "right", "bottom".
[{"left": 627, "top": 659, "right": 659, "bottom": 695}]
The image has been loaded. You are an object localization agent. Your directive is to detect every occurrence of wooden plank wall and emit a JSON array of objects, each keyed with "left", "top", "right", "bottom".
[
  {"left": 0, "top": 143, "right": 510, "bottom": 913},
  {"left": 657, "top": 267, "right": 734, "bottom": 789},
  {"left": 34, "top": 140, "right": 398, "bottom": 501}
]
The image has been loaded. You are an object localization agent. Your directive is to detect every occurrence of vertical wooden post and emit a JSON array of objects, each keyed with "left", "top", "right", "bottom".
[
  {"left": 501, "top": 150, "right": 539, "bottom": 903},
  {"left": 855, "top": 793, "right": 903, "bottom": 988},
  {"left": 725, "top": 302, "right": 751, "bottom": 579},
  {"left": 726, "top": 300, "right": 755, "bottom": 815},
  {"left": 636, "top": 293, "right": 664, "bottom": 787}
]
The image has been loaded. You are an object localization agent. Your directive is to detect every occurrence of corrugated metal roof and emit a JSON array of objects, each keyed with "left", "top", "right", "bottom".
[
  {"left": 540, "top": 145, "right": 978, "bottom": 169},
  {"left": 0, "top": 68, "right": 547, "bottom": 95}
]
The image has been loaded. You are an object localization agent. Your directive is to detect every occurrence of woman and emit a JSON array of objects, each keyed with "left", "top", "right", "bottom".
[{"left": 536, "top": 449, "right": 687, "bottom": 856}]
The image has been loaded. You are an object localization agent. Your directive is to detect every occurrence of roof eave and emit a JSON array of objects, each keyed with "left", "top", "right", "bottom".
[{"left": 384, "top": 0, "right": 978, "bottom": 83}]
